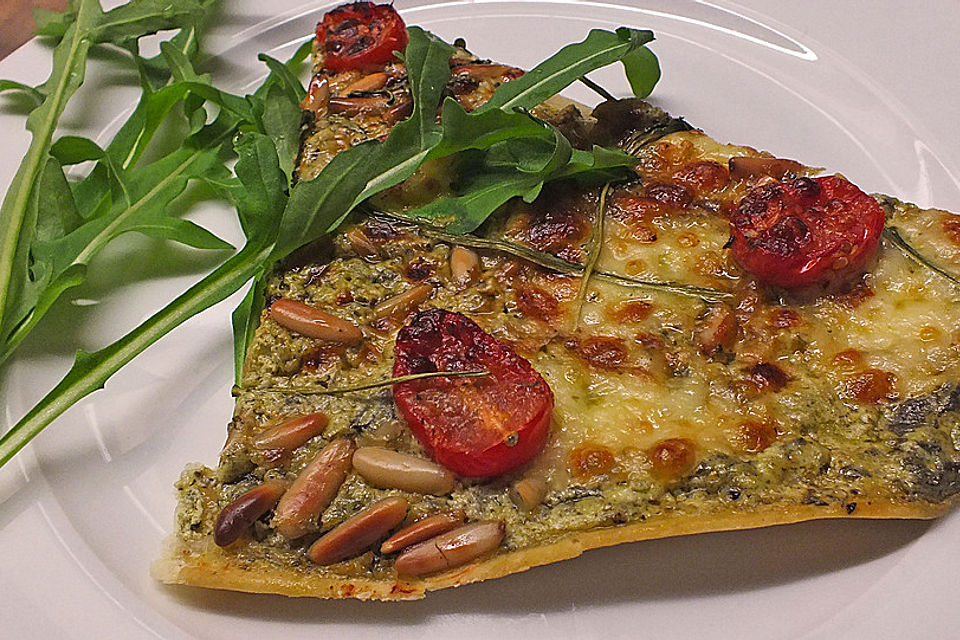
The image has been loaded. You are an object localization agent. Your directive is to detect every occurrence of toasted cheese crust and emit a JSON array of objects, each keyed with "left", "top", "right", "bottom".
[{"left": 154, "top": 39, "right": 960, "bottom": 601}]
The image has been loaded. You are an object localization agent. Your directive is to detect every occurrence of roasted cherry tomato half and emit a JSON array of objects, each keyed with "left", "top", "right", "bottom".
[
  {"left": 729, "top": 175, "right": 885, "bottom": 288},
  {"left": 316, "top": 2, "right": 409, "bottom": 71},
  {"left": 393, "top": 310, "right": 554, "bottom": 478}
]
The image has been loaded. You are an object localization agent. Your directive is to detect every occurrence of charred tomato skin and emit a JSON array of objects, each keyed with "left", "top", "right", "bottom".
[
  {"left": 316, "top": 2, "right": 409, "bottom": 71},
  {"left": 729, "top": 175, "right": 885, "bottom": 288},
  {"left": 393, "top": 310, "right": 554, "bottom": 478}
]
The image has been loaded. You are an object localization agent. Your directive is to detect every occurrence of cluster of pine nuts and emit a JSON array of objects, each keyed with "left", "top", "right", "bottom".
[
  {"left": 218, "top": 262, "right": 531, "bottom": 574},
  {"left": 213, "top": 414, "right": 505, "bottom": 575}
]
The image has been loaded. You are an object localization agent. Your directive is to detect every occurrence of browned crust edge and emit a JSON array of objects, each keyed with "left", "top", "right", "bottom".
[{"left": 152, "top": 497, "right": 950, "bottom": 601}]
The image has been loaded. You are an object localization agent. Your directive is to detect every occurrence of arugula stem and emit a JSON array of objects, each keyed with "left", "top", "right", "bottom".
[{"left": 578, "top": 76, "right": 616, "bottom": 101}]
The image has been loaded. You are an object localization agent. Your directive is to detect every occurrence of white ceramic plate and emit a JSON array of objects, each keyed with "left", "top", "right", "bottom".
[{"left": 2, "top": 1, "right": 959, "bottom": 638}]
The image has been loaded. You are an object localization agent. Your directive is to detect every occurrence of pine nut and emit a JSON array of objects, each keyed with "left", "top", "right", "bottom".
[
  {"left": 449, "top": 246, "right": 479, "bottom": 289},
  {"left": 384, "top": 97, "right": 413, "bottom": 124},
  {"left": 372, "top": 284, "right": 434, "bottom": 320},
  {"left": 274, "top": 438, "right": 355, "bottom": 539},
  {"left": 342, "top": 72, "right": 389, "bottom": 94},
  {"left": 308, "top": 497, "right": 408, "bottom": 565},
  {"left": 453, "top": 63, "right": 522, "bottom": 82},
  {"left": 302, "top": 75, "right": 330, "bottom": 113},
  {"left": 329, "top": 95, "right": 391, "bottom": 116},
  {"left": 268, "top": 299, "right": 362, "bottom": 345},
  {"left": 214, "top": 480, "right": 286, "bottom": 547},
  {"left": 394, "top": 521, "right": 505, "bottom": 576},
  {"left": 352, "top": 447, "right": 456, "bottom": 495},
  {"left": 509, "top": 477, "right": 547, "bottom": 511},
  {"left": 380, "top": 510, "right": 466, "bottom": 554},
  {"left": 252, "top": 413, "right": 329, "bottom": 462},
  {"left": 345, "top": 226, "right": 379, "bottom": 258}
]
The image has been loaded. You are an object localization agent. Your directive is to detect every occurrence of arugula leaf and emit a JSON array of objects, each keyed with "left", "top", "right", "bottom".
[
  {"left": 621, "top": 46, "right": 660, "bottom": 98},
  {"left": 257, "top": 53, "right": 307, "bottom": 103},
  {"left": 0, "top": 241, "right": 273, "bottom": 468},
  {"left": 231, "top": 274, "right": 267, "bottom": 383},
  {"left": 556, "top": 145, "right": 638, "bottom": 180},
  {"left": 257, "top": 84, "right": 302, "bottom": 183},
  {"left": 35, "top": 0, "right": 205, "bottom": 45},
  {"left": 226, "top": 133, "right": 290, "bottom": 381},
  {"left": 0, "top": 80, "right": 44, "bottom": 107},
  {"left": 0, "top": 130, "right": 287, "bottom": 467},
  {"left": 275, "top": 141, "right": 381, "bottom": 255},
  {"left": 31, "top": 2, "right": 77, "bottom": 38},
  {"left": 0, "top": 0, "right": 223, "bottom": 367},
  {"left": 1, "top": 157, "right": 83, "bottom": 358},
  {"left": 0, "top": 0, "right": 99, "bottom": 347},
  {"left": 0, "top": 9, "right": 307, "bottom": 367},
  {"left": 404, "top": 132, "right": 638, "bottom": 234},
  {"left": 0, "top": 137, "right": 236, "bottom": 364},
  {"left": 349, "top": 27, "right": 455, "bottom": 203},
  {"left": 403, "top": 160, "right": 560, "bottom": 235},
  {"left": 106, "top": 82, "right": 194, "bottom": 170},
  {"left": 90, "top": 0, "right": 205, "bottom": 47},
  {"left": 133, "top": 23, "right": 201, "bottom": 92},
  {"left": 476, "top": 27, "right": 654, "bottom": 113},
  {"left": 0, "top": 19, "right": 664, "bottom": 471},
  {"left": 272, "top": 27, "right": 454, "bottom": 257},
  {"left": 429, "top": 98, "right": 554, "bottom": 157}
]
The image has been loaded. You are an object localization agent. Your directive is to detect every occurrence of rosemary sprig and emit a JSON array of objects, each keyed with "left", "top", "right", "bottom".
[
  {"left": 377, "top": 212, "right": 732, "bottom": 302},
  {"left": 235, "top": 370, "right": 490, "bottom": 396},
  {"left": 573, "top": 182, "right": 610, "bottom": 329},
  {"left": 884, "top": 227, "right": 960, "bottom": 288}
]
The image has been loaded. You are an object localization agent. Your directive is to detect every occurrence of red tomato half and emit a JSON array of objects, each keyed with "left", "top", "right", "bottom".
[
  {"left": 316, "top": 2, "right": 409, "bottom": 71},
  {"left": 729, "top": 175, "right": 885, "bottom": 288},
  {"left": 393, "top": 310, "right": 554, "bottom": 478}
]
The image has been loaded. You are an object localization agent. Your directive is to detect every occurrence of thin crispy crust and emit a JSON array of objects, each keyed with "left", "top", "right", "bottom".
[{"left": 153, "top": 497, "right": 948, "bottom": 601}]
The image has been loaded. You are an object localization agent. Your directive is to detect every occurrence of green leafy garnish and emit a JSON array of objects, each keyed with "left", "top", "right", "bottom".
[
  {"left": 0, "top": 8, "right": 666, "bottom": 468},
  {"left": 0, "top": 0, "right": 226, "bottom": 366},
  {"left": 621, "top": 46, "right": 660, "bottom": 98},
  {"left": 476, "top": 28, "right": 653, "bottom": 112}
]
